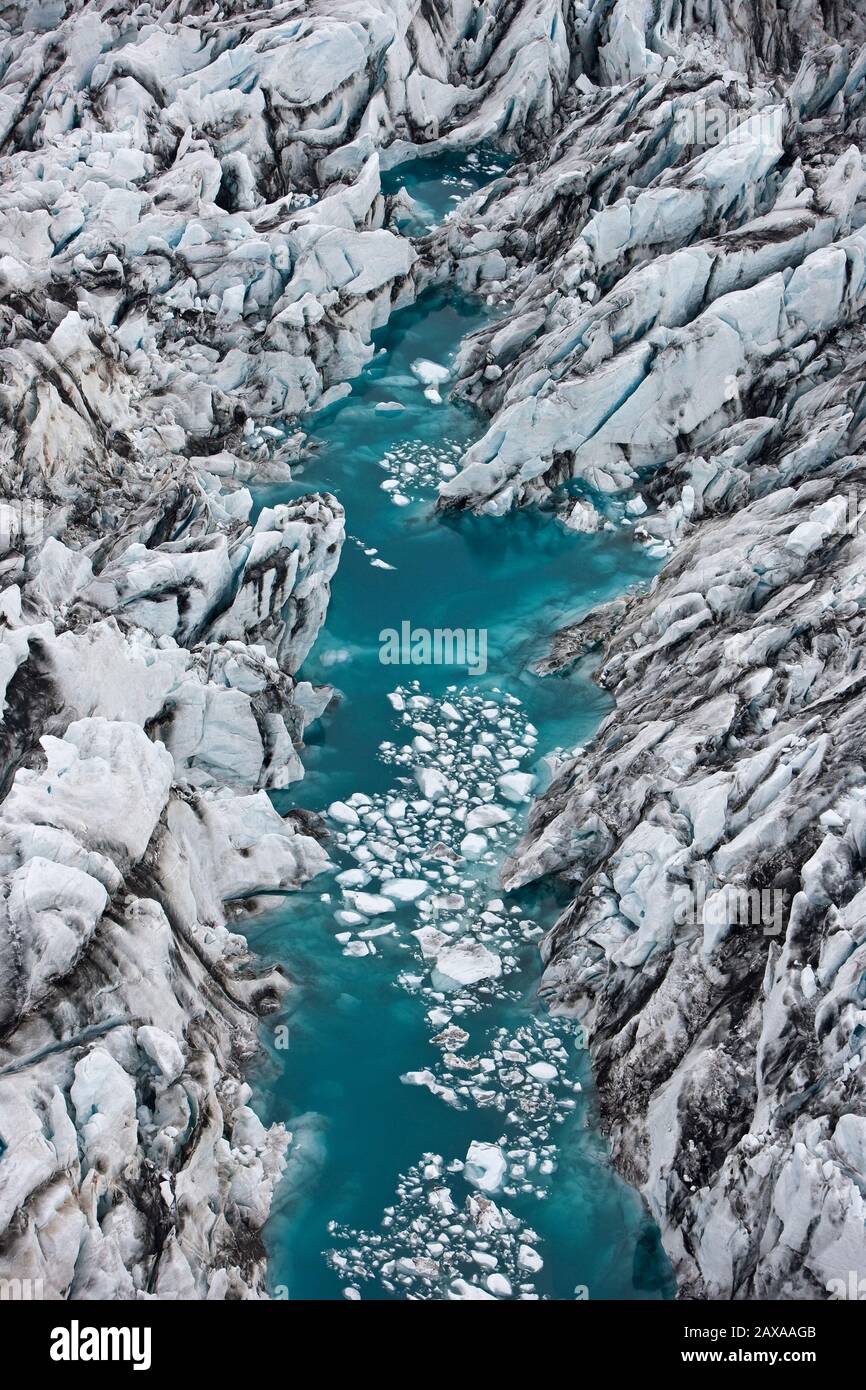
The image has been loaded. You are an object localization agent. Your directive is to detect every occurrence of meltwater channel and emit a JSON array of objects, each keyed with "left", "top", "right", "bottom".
[{"left": 248, "top": 152, "right": 676, "bottom": 1302}]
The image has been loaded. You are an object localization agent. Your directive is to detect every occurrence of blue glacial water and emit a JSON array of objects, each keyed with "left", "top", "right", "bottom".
[
  {"left": 379, "top": 144, "right": 511, "bottom": 224},
  {"left": 250, "top": 154, "right": 675, "bottom": 1302}
]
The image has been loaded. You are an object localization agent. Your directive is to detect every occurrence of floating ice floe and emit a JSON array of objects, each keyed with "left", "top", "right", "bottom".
[
  {"left": 464, "top": 1141, "right": 507, "bottom": 1193},
  {"left": 432, "top": 939, "right": 502, "bottom": 989},
  {"left": 325, "top": 1154, "right": 547, "bottom": 1300},
  {"left": 317, "top": 678, "right": 588, "bottom": 1290},
  {"left": 410, "top": 358, "right": 451, "bottom": 405}
]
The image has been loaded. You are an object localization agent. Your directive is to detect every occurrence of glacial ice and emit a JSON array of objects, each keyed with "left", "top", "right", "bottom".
[{"left": 3, "top": 0, "right": 866, "bottom": 1304}]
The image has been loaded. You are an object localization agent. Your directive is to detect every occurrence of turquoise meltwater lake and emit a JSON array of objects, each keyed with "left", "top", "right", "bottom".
[{"left": 249, "top": 152, "right": 675, "bottom": 1302}]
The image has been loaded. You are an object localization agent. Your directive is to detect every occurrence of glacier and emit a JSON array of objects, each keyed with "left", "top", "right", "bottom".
[{"left": 0, "top": 0, "right": 865, "bottom": 1301}]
